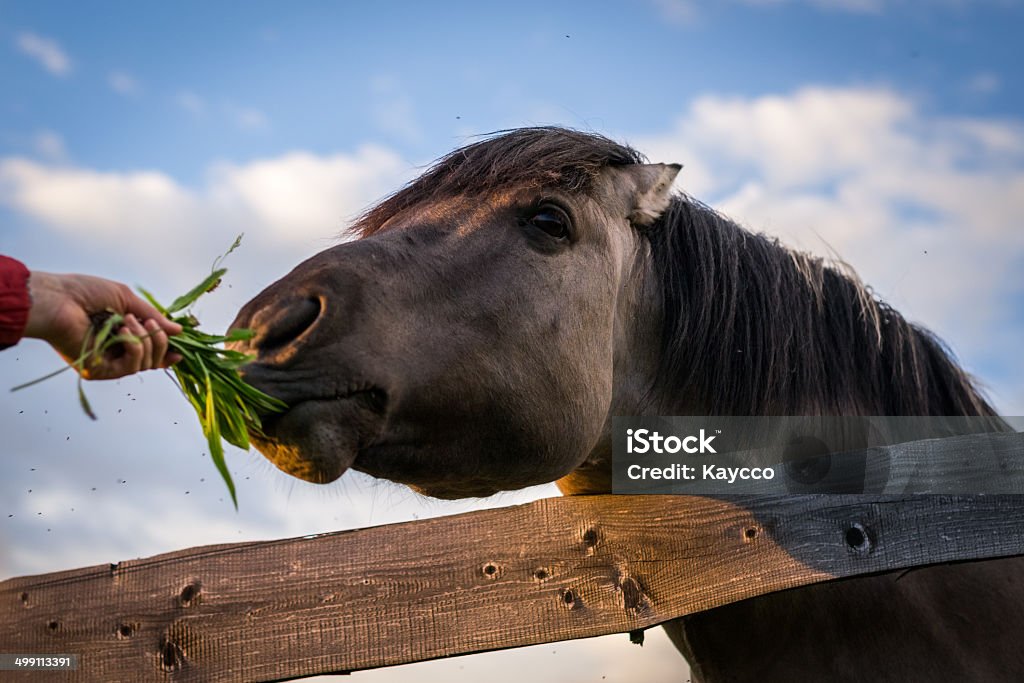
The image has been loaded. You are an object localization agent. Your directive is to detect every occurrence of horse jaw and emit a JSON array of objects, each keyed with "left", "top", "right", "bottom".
[{"left": 248, "top": 397, "right": 385, "bottom": 484}]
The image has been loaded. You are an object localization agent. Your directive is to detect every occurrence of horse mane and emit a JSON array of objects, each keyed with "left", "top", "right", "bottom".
[
  {"left": 354, "top": 127, "right": 645, "bottom": 237},
  {"left": 647, "top": 197, "right": 1000, "bottom": 417},
  {"left": 352, "top": 126, "right": 998, "bottom": 418}
]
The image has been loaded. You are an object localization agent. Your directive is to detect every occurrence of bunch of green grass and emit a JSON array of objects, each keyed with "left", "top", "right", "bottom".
[{"left": 13, "top": 235, "right": 286, "bottom": 509}]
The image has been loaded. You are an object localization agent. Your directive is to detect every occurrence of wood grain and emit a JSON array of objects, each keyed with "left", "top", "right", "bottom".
[{"left": 4, "top": 488, "right": 1024, "bottom": 682}]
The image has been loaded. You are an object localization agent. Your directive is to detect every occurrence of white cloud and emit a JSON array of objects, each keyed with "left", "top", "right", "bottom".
[
  {"left": 0, "top": 145, "right": 414, "bottom": 302},
  {"left": 682, "top": 87, "right": 918, "bottom": 187},
  {"left": 180, "top": 96, "right": 270, "bottom": 131},
  {"left": 965, "top": 71, "right": 1001, "bottom": 96},
  {"left": 0, "top": 159, "right": 196, "bottom": 239},
  {"left": 749, "top": 0, "right": 884, "bottom": 10},
  {"left": 207, "top": 147, "right": 410, "bottom": 239},
  {"left": 653, "top": 0, "right": 1008, "bottom": 21},
  {"left": 633, "top": 85, "right": 1024, "bottom": 411},
  {"left": 15, "top": 31, "right": 72, "bottom": 76},
  {"left": 370, "top": 75, "right": 423, "bottom": 143},
  {"left": 108, "top": 70, "right": 140, "bottom": 95},
  {"left": 175, "top": 90, "right": 206, "bottom": 115},
  {"left": 650, "top": 0, "right": 700, "bottom": 24},
  {"left": 653, "top": 0, "right": 884, "bottom": 23},
  {"left": 227, "top": 104, "right": 271, "bottom": 132},
  {"left": 32, "top": 130, "right": 66, "bottom": 162}
]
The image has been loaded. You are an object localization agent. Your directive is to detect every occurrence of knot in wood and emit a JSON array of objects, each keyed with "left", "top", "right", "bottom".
[
  {"left": 619, "top": 576, "right": 645, "bottom": 611},
  {"left": 845, "top": 521, "right": 874, "bottom": 554},
  {"left": 178, "top": 580, "right": 201, "bottom": 607},
  {"left": 160, "top": 636, "right": 184, "bottom": 672}
]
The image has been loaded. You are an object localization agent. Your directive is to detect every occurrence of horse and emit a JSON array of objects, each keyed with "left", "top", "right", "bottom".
[{"left": 229, "top": 127, "right": 1022, "bottom": 682}]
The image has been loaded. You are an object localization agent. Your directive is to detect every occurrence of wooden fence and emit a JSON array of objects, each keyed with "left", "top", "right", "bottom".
[{"left": 2, "top": 432, "right": 1024, "bottom": 681}]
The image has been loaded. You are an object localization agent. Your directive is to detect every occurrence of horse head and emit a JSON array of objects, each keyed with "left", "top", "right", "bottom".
[{"left": 230, "top": 128, "right": 680, "bottom": 498}]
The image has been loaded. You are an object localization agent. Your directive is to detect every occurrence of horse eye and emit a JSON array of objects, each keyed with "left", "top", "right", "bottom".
[{"left": 528, "top": 207, "right": 570, "bottom": 240}]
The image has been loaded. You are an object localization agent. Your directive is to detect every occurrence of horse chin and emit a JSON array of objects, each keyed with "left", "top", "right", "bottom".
[
  {"left": 407, "top": 483, "right": 501, "bottom": 501},
  {"left": 353, "top": 442, "right": 558, "bottom": 500},
  {"left": 250, "top": 399, "right": 381, "bottom": 485}
]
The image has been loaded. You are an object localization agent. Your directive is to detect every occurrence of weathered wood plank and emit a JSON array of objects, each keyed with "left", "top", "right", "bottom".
[{"left": 3, "top": 491, "right": 1024, "bottom": 682}]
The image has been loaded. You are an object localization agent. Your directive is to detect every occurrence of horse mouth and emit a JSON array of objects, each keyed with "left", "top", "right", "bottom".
[{"left": 248, "top": 387, "right": 389, "bottom": 484}]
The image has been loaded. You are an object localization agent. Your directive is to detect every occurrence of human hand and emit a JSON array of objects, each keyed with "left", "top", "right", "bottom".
[{"left": 23, "top": 272, "right": 183, "bottom": 380}]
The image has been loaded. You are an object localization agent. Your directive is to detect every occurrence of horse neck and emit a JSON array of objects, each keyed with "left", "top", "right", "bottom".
[
  {"left": 558, "top": 204, "right": 1001, "bottom": 495},
  {"left": 647, "top": 199, "right": 1000, "bottom": 419}
]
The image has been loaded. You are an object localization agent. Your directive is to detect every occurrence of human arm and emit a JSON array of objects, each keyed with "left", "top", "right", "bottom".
[{"left": 0, "top": 256, "right": 182, "bottom": 379}]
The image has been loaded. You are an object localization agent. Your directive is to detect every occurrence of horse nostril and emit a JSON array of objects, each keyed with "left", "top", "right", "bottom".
[{"left": 254, "top": 297, "right": 323, "bottom": 352}]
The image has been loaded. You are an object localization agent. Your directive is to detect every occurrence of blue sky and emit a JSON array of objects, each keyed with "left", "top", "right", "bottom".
[
  {"left": 1, "top": 2, "right": 1023, "bottom": 682},
  {"left": 3, "top": 1, "right": 1022, "bottom": 176}
]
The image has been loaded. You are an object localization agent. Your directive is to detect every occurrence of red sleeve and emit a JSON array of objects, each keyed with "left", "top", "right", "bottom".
[{"left": 0, "top": 255, "right": 31, "bottom": 350}]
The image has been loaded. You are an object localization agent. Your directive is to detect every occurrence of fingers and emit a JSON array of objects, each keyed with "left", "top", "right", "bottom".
[
  {"left": 86, "top": 315, "right": 182, "bottom": 380},
  {"left": 90, "top": 314, "right": 145, "bottom": 380},
  {"left": 141, "top": 318, "right": 164, "bottom": 370},
  {"left": 145, "top": 318, "right": 168, "bottom": 369},
  {"left": 112, "top": 315, "right": 147, "bottom": 378},
  {"left": 123, "top": 291, "right": 183, "bottom": 336},
  {"left": 128, "top": 315, "right": 154, "bottom": 371}
]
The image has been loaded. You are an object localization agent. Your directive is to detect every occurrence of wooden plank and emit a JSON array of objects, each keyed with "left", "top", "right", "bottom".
[
  {"left": 3, "top": 491, "right": 1024, "bottom": 682},
  {"left": 876, "top": 430, "right": 1024, "bottom": 492}
]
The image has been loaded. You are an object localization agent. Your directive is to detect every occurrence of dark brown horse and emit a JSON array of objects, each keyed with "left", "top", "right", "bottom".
[{"left": 230, "top": 128, "right": 1021, "bottom": 682}]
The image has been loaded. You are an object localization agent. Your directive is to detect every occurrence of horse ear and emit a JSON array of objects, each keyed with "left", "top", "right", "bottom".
[{"left": 627, "top": 163, "right": 682, "bottom": 226}]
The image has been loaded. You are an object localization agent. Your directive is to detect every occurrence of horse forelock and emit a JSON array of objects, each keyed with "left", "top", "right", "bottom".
[
  {"left": 646, "top": 196, "right": 999, "bottom": 418},
  {"left": 352, "top": 127, "right": 646, "bottom": 238}
]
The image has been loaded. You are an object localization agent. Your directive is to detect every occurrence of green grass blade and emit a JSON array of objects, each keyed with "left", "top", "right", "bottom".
[
  {"left": 77, "top": 375, "right": 97, "bottom": 421},
  {"left": 137, "top": 287, "right": 168, "bottom": 315},
  {"left": 212, "top": 233, "right": 244, "bottom": 271},
  {"left": 224, "top": 328, "right": 256, "bottom": 342},
  {"left": 11, "top": 364, "right": 73, "bottom": 392},
  {"left": 166, "top": 268, "right": 227, "bottom": 314},
  {"left": 203, "top": 369, "right": 238, "bottom": 509}
]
